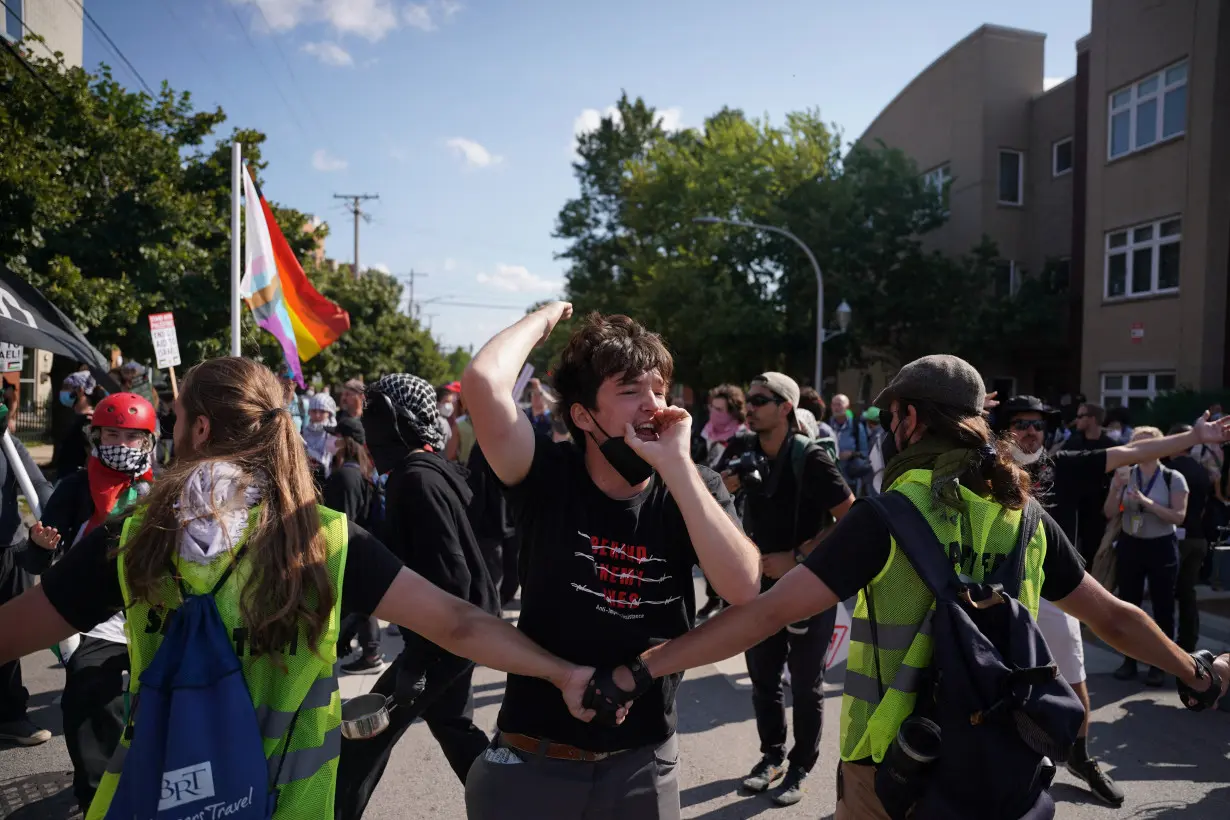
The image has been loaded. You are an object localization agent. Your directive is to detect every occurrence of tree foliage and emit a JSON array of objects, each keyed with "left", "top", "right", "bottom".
[
  {"left": 1, "top": 44, "right": 445, "bottom": 382},
  {"left": 553, "top": 95, "right": 1069, "bottom": 389}
]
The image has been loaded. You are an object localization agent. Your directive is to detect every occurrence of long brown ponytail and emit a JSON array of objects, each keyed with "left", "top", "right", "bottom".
[{"left": 120, "top": 357, "right": 334, "bottom": 659}]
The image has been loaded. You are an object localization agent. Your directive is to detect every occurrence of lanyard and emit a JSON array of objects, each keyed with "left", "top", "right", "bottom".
[{"left": 1134, "top": 465, "right": 1162, "bottom": 500}]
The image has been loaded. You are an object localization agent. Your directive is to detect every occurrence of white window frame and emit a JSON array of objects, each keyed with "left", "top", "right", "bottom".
[
  {"left": 993, "top": 259, "right": 1020, "bottom": 298},
  {"left": 1107, "top": 59, "right": 1188, "bottom": 160},
  {"left": 1100, "top": 372, "right": 1177, "bottom": 409},
  {"left": 921, "top": 163, "right": 952, "bottom": 211},
  {"left": 1103, "top": 216, "right": 1181, "bottom": 300},
  {"left": 997, "top": 150, "right": 1024, "bottom": 205},
  {"left": 1052, "top": 137, "right": 1073, "bottom": 177}
]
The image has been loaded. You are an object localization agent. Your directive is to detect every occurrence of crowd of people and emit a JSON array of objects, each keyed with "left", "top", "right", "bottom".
[{"left": 0, "top": 303, "right": 1226, "bottom": 820}]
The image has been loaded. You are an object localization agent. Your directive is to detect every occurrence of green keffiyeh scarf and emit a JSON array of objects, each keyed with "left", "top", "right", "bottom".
[{"left": 881, "top": 436, "right": 988, "bottom": 513}]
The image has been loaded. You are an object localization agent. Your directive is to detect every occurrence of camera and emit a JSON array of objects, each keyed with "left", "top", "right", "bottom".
[{"left": 727, "top": 450, "right": 769, "bottom": 493}]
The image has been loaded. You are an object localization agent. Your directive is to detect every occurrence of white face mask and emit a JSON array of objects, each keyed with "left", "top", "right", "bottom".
[
  {"left": 437, "top": 402, "right": 454, "bottom": 419},
  {"left": 1009, "top": 441, "right": 1043, "bottom": 466},
  {"left": 1106, "top": 428, "right": 1123, "bottom": 443}
]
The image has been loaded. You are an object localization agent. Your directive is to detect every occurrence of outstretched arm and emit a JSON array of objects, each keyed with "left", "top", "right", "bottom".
[{"left": 1104, "top": 412, "right": 1230, "bottom": 472}]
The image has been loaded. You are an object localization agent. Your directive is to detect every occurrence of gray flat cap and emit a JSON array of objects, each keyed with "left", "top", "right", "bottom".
[{"left": 873, "top": 354, "right": 986, "bottom": 416}]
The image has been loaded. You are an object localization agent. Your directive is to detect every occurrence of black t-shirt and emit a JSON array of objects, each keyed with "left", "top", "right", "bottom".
[
  {"left": 54, "top": 413, "right": 92, "bottom": 479},
  {"left": 1164, "top": 454, "right": 1210, "bottom": 533},
  {"left": 737, "top": 438, "right": 850, "bottom": 557},
  {"left": 40, "top": 517, "right": 404, "bottom": 635},
  {"left": 1030, "top": 449, "right": 1108, "bottom": 544},
  {"left": 323, "top": 463, "right": 372, "bottom": 530},
  {"left": 804, "top": 498, "right": 1086, "bottom": 603},
  {"left": 499, "top": 439, "right": 737, "bottom": 752}
]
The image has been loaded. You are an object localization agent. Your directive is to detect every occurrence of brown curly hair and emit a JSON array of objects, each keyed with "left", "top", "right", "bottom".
[{"left": 707, "top": 384, "right": 746, "bottom": 423}]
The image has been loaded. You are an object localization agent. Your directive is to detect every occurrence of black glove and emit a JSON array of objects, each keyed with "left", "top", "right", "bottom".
[
  {"left": 394, "top": 659, "right": 428, "bottom": 706},
  {"left": 1176, "top": 650, "right": 1223, "bottom": 712},
  {"left": 581, "top": 656, "right": 655, "bottom": 727}
]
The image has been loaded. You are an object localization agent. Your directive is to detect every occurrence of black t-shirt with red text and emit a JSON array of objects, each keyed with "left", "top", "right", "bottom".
[{"left": 498, "top": 439, "right": 738, "bottom": 752}]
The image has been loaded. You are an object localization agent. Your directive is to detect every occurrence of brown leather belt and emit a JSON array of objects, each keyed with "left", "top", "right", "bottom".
[{"left": 498, "top": 732, "right": 627, "bottom": 763}]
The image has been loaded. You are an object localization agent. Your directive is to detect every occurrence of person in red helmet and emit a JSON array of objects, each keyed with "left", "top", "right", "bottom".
[{"left": 17, "top": 391, "right": 158, "bottom": 813}]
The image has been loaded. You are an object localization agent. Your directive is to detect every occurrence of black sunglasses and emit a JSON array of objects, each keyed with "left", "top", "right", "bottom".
[
  {"left": 747, "top": 394, "right": 784, "bottom": 408},
  {"left": 1012, "top": 419, "right": 1047, "bottom": 432}
]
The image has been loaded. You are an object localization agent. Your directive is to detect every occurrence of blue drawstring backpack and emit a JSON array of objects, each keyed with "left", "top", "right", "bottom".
[{"left": 105, "top": 551, "right": 293, "bottom": 819}]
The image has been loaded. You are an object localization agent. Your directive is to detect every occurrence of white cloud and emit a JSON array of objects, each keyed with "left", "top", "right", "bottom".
[
  {"left": 1043, "top": 76, "right": 1069, "bottom": 91},
  {"left": 368, "top": 262, "right": 391, "bottom": 274},
  {"left": 301, "top": 41, "right": 353, "bottom": 66},
  {"left": 232, "top": 0, "right": 454, "bottom": 42},
  {"left": 572, "top": 105, "right": 684, "bottom": 137},
  {"left": 476, "top": 264, "right": 561, "bottom": 293},
  {"left": 446, "top": 137, "right": 503, "bottom": 169},
  {"left": 311, "top": 148, "right": 348, "bottom": 171},
  {"left": 403, "top": 4, "right": 435, "bottom": 30},
  {"left": 443, "top": 257, "right": 458, "bottom": 271}
]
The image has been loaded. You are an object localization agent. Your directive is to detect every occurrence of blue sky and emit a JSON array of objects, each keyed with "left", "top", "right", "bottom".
[{"left": 81, "top": 0, "right": 1092, "bottom": 352}]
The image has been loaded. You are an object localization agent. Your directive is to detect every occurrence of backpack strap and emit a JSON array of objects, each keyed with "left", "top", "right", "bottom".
[
  {"left": 790, "top": 435, "right": 816, "bottom": 546},
  {"left": 990, "top": 498, "right": 1043, "bottom": 600},
  {"left": 864, "top": 492, "right": 962, "bottom": 602}
]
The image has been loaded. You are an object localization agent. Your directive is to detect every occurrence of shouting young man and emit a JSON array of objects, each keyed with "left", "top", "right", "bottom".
[{"left": 462, "top": 304, "right": 760, "bottom": 819}]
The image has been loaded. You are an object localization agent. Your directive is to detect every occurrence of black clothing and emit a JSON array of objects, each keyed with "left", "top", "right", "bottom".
[
  {"left": 1164, "top": 454, "right": 1210, "bottom": 534},
  {"left": 729, "top": 436, "right": 850, "bottom": 559},
  {"left": 1, "top": 436, "right": 52, "bottom": 548},
  {"left": 0, "top": 545, "right": 31, "bottom": 721},
  {"left": 499, "top": 439, "right": 737, "bottom": 752},
  {"left": 1029, "top": 449, "right": 1108, "bottom": 546},
  {"left": 62, "top": 634, "right": 128, "bottom": 810},
  {"left": 1117, "top": 533, "right": 1179, "bottom": 642},
  {"left": 15, "top": 469, "right": 91, "bottom": 575},
  {"left": 803, "top": 499, "right": 1086, "bottom": 602},
  {"left": 40, "top": 519, "right": 404, "bottom": 635},
  {"left": 54, "top": 413, "right": 92, "bottom": 480},
  {"left": 1177, "top": 536, "right": 1208, "bottom": 652},
  {"left": 745, "top": 608, "right": 836, "bottom": 772},
  {"left": 336, "top": 655, "right": 486, "bottom": 819},
  {"left": 324, "top": 463, "right": 373, "bottom": 530},
  {"left": 1059, "top": 432, "right": 1115, "bottom": 562}
]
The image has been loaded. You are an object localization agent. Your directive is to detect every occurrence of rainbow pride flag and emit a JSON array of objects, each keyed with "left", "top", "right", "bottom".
[{"left": 239, "top": 166, "right": 349, "bottom": 386}]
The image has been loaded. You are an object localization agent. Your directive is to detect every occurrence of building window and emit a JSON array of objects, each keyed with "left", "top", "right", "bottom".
[
  {"left": 921, "top": 163, "right": 951, "bottom": 210},
  {"left": 1052, "top": 138, "right": 1073, "bottom": 176},
  {"left": 997, "top": 150, "right": 1023, "bottom": 205},
  {"left": 993, "top": 260, "right": 1019, "bottom": 298},
  {"left": 1104, "top": 217, "right": 1181, "bottom": 299},
  {"left": 1108, "top": 60, "right": 1188, "bottom": 159},
  {"left": 3, "top": 0, "right": 22, "bottom": 41},
  {"left": 1101, "top": 372, "right": 1177, "bottom": 413}
]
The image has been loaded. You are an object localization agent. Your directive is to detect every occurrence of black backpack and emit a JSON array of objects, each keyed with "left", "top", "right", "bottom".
[{"left": 865, "top": 493, "right": 1084, "bottom": 820}]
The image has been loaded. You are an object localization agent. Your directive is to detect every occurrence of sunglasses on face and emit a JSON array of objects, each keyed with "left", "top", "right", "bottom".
[
  {"left": 1012, "top": 419, "right": 1047, "bottom": 432},
  {"left": 746, "top": 394, "right": 784, "bottom": 408}
]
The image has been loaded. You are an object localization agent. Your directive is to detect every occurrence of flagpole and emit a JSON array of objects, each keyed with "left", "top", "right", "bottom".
[{"left": 230, "top": 141, "right": 242, "bottom": 357}]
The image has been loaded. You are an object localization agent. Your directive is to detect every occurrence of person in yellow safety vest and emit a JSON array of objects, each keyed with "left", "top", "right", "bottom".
[
  {"left": 579, "top": 354, "right": 1230, "bottom": 819},
  {"left": 0, "top": 357, "right": 618, "bottom": 820}
]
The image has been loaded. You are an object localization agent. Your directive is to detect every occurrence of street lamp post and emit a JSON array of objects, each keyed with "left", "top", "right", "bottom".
[{"left": 694, "top": 216, "right": 849, "bottom": 391}]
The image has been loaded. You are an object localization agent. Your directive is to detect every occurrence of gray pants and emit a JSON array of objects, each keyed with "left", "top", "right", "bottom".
[{"left": 465, "top": 732, "right": 680, "bottom": 820}]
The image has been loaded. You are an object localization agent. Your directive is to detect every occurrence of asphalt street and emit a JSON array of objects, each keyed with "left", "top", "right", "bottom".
[{"left": 2, "top": 580, "right": 1228, "bottom": 819}]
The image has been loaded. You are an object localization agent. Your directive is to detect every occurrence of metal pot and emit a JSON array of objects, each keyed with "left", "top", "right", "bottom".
[{"left": 340, "top": 693, "right": 396, "bottom": 740}]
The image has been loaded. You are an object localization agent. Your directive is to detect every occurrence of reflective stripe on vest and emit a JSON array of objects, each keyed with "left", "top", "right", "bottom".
[
  {"left": 838, "top": 470, "right": 1046, "bottom": 764},
  {"left": 86, "top": 504, "right": 349, "bottom": 820}
]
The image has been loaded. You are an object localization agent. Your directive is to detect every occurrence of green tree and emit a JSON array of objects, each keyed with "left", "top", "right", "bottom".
[{"left": 441, "top": 347, "right": 472, "bottom": 382}]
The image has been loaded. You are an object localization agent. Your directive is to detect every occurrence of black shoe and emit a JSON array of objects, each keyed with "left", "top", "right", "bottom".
[
  {"left": 0, "top": 717, "right": 52, "bottom": 746},
  {"left": 1145, "top": 666, "right": 1166, "bottom": 687},
  {"left": 741, "top": 755, "right": 786, "bottom": 793},
  {"left": 1067, "top": 757, "right": 1125, "bottom": 806},
  {"left": 341, "top": 655, "right": 386, "bottom": 675},
  {"left": 772, "top": 766, "right": 809, "bottom": 806},
  {"left": 697, "top": 598, "right": 724, "bottom": 619},
  {"left": 1112, "top": 659, "right": 1137, "bottom": 681}
]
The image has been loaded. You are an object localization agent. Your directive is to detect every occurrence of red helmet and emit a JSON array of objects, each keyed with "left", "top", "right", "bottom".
[{"left": 92, "top": 392, "right": 158, "bottom": 433}]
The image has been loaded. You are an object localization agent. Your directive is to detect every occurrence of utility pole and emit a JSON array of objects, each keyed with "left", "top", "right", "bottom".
[
  {"left": 403, "top": 270, "right": 429, "bottom": 317},
  {"left": 332, "top": 193, "right": 379, "bottom": 278}
]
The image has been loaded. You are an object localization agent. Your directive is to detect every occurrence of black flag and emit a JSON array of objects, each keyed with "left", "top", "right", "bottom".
[{"left": 0, "top": 271, "right": 121, "bottom": 392}]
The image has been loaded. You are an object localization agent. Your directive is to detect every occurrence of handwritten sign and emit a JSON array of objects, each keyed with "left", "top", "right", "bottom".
[
  {"left": 0, "top": 343, "right": 22, "bottom": 373},
  {"left": 148, "top": 312, "right": 181, "bottom": 369}
]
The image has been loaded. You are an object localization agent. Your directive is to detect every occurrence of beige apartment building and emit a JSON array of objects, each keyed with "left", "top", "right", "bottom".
[{"left": 841, "top": 0, "right": 1230, "bottom": 416}]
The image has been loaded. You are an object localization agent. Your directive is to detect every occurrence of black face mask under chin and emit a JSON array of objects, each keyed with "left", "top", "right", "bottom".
[
  {"left": 588, "top": 416, "right": 654, "bottom": 486},
  {"left": 880, "top": 409, "right": 902, "bottom": 464}
]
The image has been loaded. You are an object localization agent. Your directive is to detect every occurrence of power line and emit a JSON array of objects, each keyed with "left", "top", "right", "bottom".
[
  {"left": 223, "top": 2, "right": 314, "bottom": 144},
  {"left": 0, "top": 0, "right": 64, "bottom": 64},
  {"left": 62, "top": 0, "right": 156, "bottom": 96},
  {"left": 156, "top": 0, "right": 239, "bottom": 106},
  {"left": 244, "top": 0, "right": 334, "bottom": 139}
]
